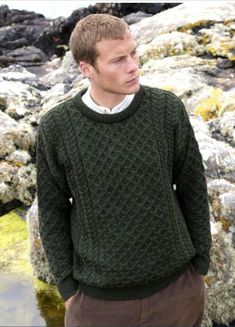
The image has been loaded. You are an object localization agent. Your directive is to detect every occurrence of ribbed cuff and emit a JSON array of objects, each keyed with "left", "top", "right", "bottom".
[
  {"left": 191, "top": 253, "right": 210, "bottom": 275},
  {"left": 57, "top": 275, "right": 79, "bottom": 301}
]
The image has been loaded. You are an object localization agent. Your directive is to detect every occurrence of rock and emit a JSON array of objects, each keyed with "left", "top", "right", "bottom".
[
  {"left": 3, "top": 37, "right": 29, "bottom": 50},
  {"left": 0, "top": 22, "right": 49, "bottom": 52},
  {"left": 217, "top": 58, "right": 235, "bottom": 70},
  {"left": 6, "top": 46, "right": 48, "bottom": 67},
  {"left": 138, "top": 31, "right": 206, "bottom": 64},
  {"left": 40, "top": 50, "right": 79, "bottom": 87},
  {"left": 0, "top": 55, "right": 15, "bottom": 67},
  {"left": 131, "top": 2, "right": 235, "bottom": 45},
  {"left": 196, "top": 132, "right": 235, "bottom": 182},
  {"left": 208, "top": 179, "right": 235, "bottom": 198},
  {"left": 123, "top": 12, "right": 152, "bottom": 25},
  {"left": 140, "top": 55, "right": 214, "bottom": 102},
  {"left": 0, "top": 161, "right": 36, "bottom": 207},
  {"left": 6, "top": 149, "right": 31, "bottom": 165},
  {"left": 39, "top": 78, "right": 88, "bottom": 119},
  {"left": 0, "top": 64, "right": 38, "bottom": 85},
  {"left": 220, "top": 193, "right": 235, "bottom": 223},
  {"left": 0, "top": 111, "right": 36, "bottom": 207},
  {"left": 0, "top": 161, "right": 19, "bottom": 204},
  {"left": 1, "top": 3, "right": 179, "bottom": 69},
  {"left": 0, "top": 160, "right": 35, "bottom": 206},
  {"left": 0, "top": 5, "right": 44, "bottom": 27},
  {"left": 203, "top": 222, "right": 235, "bottom": 327},
  {"left": 199, "top": 23, "right": 235, "bottom": 62},
  {"left": 0, "top": 76, "right": 42, "bottom": 119},
  {"left": 0, "top": 6, "right": 50, "bottom": 67},
  {"left": 26, "top": 198, "right": 55, "bottom": 284},
  {"left": 219, "top": 111, "right": 235, "bottom": 145}
]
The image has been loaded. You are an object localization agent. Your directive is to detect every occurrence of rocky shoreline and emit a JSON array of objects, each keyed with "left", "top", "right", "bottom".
[{"left": 0, "top": 2, "right": 235, "bottom": 326}]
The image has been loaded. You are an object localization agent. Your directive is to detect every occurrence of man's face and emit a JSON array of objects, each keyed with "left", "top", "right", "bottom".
[{"left": 81, "top": 30, "right": 140, "bottom": 103}]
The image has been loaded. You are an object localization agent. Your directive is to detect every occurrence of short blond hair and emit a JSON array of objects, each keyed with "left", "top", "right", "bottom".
[{"left": 69, "top": 14, "right": 129, "bottom": 65}]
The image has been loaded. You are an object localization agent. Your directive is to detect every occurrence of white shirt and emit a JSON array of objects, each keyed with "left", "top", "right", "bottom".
[{"left": 82, "top": 86, "right": 135, "bottom": 114}]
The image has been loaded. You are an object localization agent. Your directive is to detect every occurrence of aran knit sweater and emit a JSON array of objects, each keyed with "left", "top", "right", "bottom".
[{"left": 36, "top": 85, "right": 211, "bottom": 302}]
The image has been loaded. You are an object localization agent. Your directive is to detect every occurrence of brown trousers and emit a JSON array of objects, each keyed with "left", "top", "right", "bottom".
[{"left": 65, "top": 264, "right": 205, "bottom": 327}]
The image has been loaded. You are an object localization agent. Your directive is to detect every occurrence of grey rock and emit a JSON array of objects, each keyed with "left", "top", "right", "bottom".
[
  {"left": 6, "top": 46, "right": 48, "bottom": 67},
  {"left": 203, "top": 222, "right": 235, "bottom": 327},
  {"left": 131, "top": 2, "right": 235, "bottom": 45},
  {"left": 26, "top": 197, "right": 55, "bottom": 284},
  {"left": 123, "top": 11, "right": 152, "bottom": 25},
  {"left": 220, "top": 193, "right": 235, "bottom": 223}
]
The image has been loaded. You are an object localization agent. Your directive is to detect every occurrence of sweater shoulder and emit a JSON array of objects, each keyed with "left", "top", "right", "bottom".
[
  {"left": 142, "top": 85, "right": 183, "bottom": 110},
  {"left": 40, "top": 99, "right": 73, "bottom": 129},
  {"left": 141, "top": 85, "right": 185, "bottom": 124}
]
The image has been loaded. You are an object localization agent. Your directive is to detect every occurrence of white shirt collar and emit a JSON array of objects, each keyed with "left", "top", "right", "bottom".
[{"left": 82, "top": 86, "right": 135, "bottom": 114}]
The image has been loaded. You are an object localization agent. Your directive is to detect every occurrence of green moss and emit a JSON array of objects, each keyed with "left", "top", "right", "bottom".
[
  {"left": 0, "top": 211, "right": 32, "bottom": 276},
  {"left": 33, "top": 278, "right": 65, "bottom": 326},
  {"left": 194, "top": 88, "right": 223, "bottom": 121}
]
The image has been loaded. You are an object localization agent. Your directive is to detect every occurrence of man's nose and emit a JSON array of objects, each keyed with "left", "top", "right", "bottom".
[{"left": 126, "top": 55, "right": 139, "bottom": 72}]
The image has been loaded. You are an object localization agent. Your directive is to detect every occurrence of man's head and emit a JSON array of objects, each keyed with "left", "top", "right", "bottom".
[
  {"left": 69, "top": 14, "right": 140, "bottom": 106},
  {"left": 69, "top": 13, "right": 129, "bottom": 66}
]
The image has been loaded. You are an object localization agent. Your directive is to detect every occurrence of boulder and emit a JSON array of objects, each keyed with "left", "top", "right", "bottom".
[
  {"left": 6, "top": 46, "right": 48, "bottom": 67},
  {"left": 0, "top": 111, "right": 36, "bottom": 209},
  {"left": 131, "top": 2, "right": 235, "bottom": 45},
  {"left": 203, "top": 222, "right": 235, "bottom": 327},
  {"left": 0, "top": 69, "right": 42, "bottom": 119}
]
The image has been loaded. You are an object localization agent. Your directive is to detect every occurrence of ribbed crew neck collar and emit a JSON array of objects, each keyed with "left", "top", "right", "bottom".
[{"left": 72, "top": 85, "right": 145, "bottom": 123}]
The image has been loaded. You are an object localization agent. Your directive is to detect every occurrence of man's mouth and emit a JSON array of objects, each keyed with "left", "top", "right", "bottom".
[{"left": 126, "top": 76, "right": 139, "bottom": 84}]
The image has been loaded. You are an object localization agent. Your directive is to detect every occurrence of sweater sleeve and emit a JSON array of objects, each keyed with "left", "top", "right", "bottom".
[
  {"left": 36, "top": 116, "right": 78, "bottom": 301},
  {"left": 172, "top": 95, "right": 212, "bottom": 275}
]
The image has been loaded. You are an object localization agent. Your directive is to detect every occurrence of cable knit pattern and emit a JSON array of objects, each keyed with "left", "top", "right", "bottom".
[{"left": 36, "top": 85, "right": 211, "bottom": 301}]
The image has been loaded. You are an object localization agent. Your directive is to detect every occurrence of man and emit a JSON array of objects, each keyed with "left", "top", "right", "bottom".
[{"left": 37, "top": 14, "right": 212, "bottom": 327}]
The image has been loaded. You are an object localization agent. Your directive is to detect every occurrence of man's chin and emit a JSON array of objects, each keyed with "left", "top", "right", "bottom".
[{"left": 131, "top": 83, "right": 140, "bottom": 94}]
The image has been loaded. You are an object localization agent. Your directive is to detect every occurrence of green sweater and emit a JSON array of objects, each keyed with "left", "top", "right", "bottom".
[{"left": 36, "top": 85, "right": 211, "bottom": 301}]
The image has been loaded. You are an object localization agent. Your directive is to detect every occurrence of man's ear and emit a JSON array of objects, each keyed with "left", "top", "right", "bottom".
[{"left": 79, "top": 61, "right": 94, "bottom": 78}]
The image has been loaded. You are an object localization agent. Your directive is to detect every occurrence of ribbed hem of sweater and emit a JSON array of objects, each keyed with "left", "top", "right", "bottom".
[
  {"left": 58, "top": 275, "right": 79, "bottom": 301},
  {"left": 74, "top": 263, "right": 189, "bottom": 301},
  {"left": 191, "top": 253, "right": 210, "bottom": 275}
]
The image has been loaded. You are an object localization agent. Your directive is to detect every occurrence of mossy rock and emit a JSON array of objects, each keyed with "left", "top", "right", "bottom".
[
  {"left": 195, "top": 88, "right": 223, "bottom": 121},
  {"left": 0, "top": 210, "right": 65, "bottom": 326},
  {"left": 33, "top": 278, "right": 65, "bottom": 326}
]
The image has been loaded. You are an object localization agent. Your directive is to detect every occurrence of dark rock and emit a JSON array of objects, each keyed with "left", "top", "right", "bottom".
[
  {"left": 0, "top": 3, "right": 180, "bottom": 68},
  {"left": 113, "top": 3, "right": 180, "bottom": 16},
  {"left": 0, "top": 55, "right": 15, "bottom": 67},
  {"left": 4, "top": 37, "right": 29, "bottom": 50},
  {"left": 6, "top": 46, "right": 48, "bottom": 66},
  {"left": 0, "top": 5, "right": 44, "bottom": 27},
  {"left": 216, "top": 58, "right": 235, "bottom": 69},
  {"left": 0, "top": 5, "right": 10, "bottom": 27},
  {"left": 0, "top": 199, "right": 23, "bottom": 216}
]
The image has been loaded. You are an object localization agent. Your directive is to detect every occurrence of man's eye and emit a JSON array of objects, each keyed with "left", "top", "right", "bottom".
[
  {"left": 114, "top": 57, "right": 124, "bottom": 63},
  {"left": 132, "top": 50, "right": 138, "bottom": 56}
]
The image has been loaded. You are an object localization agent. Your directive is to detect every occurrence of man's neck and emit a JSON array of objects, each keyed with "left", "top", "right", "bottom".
[{"left": 89, "top": 89, "right": 126, "bottom": 109}]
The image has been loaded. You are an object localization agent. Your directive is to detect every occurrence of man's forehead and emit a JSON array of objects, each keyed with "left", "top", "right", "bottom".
[{"left": 95, "top": 33, "right": 137, "bottom": 56}]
